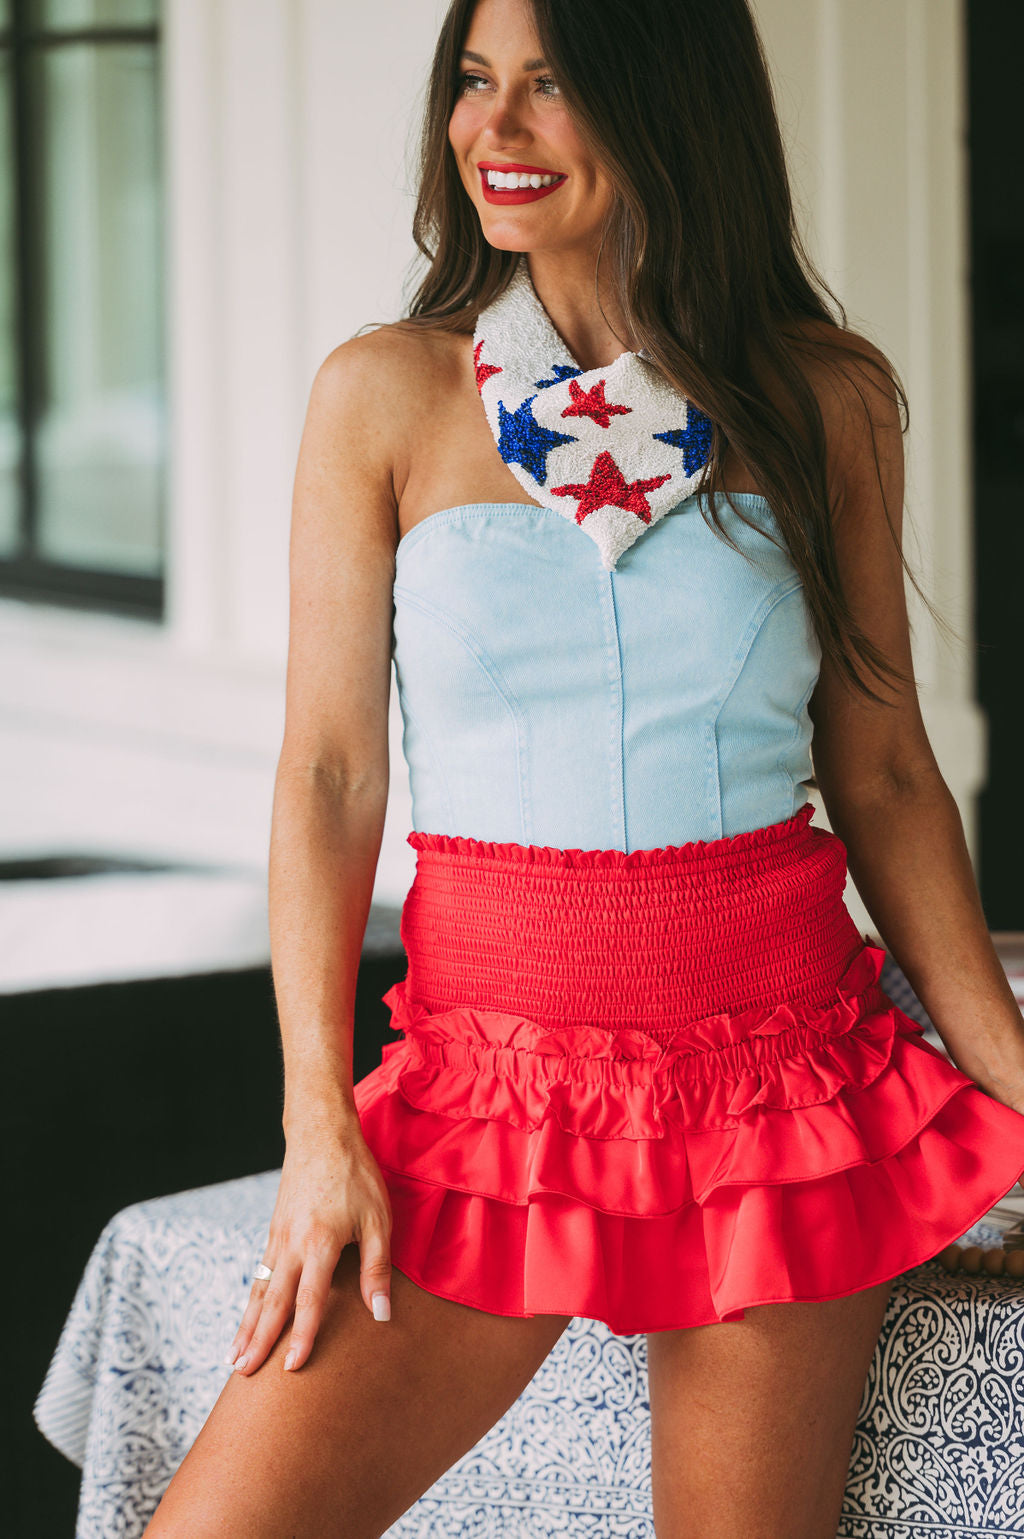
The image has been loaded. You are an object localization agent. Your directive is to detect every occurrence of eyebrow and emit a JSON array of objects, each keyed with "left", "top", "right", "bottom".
[{"left": 460, "top": 50, "right": 549, "bottom": 71}]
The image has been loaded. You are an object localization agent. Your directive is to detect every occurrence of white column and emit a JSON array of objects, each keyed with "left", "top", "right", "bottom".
[{"left": 755, "top": 0, "right": 979, "bottom": 937}]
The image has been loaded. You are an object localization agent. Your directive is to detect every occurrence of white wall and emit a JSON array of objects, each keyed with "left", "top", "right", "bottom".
[
  {"left": 0, "top": 0, "right": 979, "bottom": 950},
  {"left": 752, "top": 0, "right": 981, "bottom": 934}
]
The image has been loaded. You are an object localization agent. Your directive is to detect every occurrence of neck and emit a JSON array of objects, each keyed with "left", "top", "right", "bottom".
[{"left": 524, "top": 250, "right": 642, "bottom": 371}]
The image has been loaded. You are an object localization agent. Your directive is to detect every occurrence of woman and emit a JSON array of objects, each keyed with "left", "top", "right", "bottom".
[{"left": 145, "top": 1, "right": 1024, "bottom": 1534}]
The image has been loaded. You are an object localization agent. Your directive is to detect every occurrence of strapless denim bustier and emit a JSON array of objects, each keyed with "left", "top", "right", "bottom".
[{"left": 391, "top": 493, "right": 820, "bottom": 852}]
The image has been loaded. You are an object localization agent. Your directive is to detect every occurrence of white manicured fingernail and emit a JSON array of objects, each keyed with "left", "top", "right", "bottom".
[
  {"left": 233, "top": 1355, "right": 249, "bottom": 1371},
  {"left": 372, "top": 1292, "right": 390, "bottom": 1321},
  {"left": 284, "top": 1351, "right": 297, "bottom": 1371}
]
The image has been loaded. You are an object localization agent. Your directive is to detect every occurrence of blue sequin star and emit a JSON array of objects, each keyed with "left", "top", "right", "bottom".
[
  {"left": 534, "top": 362, "right": 583, "bottom": 391},
  {"left": 496, "top": 396, "right": 578, "bottom": 485},
  {"left": 653, "top": 405, "right": 714, "bottom": 475}
]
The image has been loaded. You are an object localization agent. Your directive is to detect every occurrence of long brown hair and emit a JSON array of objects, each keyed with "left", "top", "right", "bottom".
[{"left": 377, "top": 0, "right": 956, "bottom": 707}]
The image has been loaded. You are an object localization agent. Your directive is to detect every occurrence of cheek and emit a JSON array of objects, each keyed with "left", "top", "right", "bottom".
[
  {"left": 552, "top": 131, "right": 609, "bottom": 200},
  {"left": 584, "top": 170, "right": 615, "bottom": 211},
  {"left": 567, "top": 171, "right": 611, "bottom": 209},
  {"left": 448, "top": 101, "right": 478, "bottom": 152}
]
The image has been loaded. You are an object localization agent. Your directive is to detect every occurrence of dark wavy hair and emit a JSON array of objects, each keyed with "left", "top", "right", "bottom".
[{"left": 373, "top": 0, "right": 955, "bottom": 707}]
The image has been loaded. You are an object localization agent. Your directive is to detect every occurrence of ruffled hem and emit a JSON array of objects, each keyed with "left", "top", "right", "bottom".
[
  {"left": 376, "top": 1086, "right": 1024, "bottom": 1333},
  {"left": 407, "top": 799, "right": 816, "bottom": 870},
  {"left": 351, "top": 942, "right": 1024, "bottom": 1330},
  {"left": 354, "top": 1028, "right": 970, "bottom": 1216},
  {"left": 379, "top": 943, "right": 911, "bottom": 1138}
]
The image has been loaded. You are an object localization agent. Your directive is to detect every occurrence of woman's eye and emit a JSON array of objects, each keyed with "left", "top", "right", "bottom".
[{"left": 457, "top": 71, "right": 561, "bottom": 99}]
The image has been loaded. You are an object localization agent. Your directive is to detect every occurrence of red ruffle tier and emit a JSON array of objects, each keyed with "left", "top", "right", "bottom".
[{"left": 352, "top": 808, "right": 1024, "bottom": 1332}]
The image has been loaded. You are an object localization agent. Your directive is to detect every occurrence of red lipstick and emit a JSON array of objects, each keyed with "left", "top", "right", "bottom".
[{"left": 478, "top": 162, "right": 568, "bottom": 205}]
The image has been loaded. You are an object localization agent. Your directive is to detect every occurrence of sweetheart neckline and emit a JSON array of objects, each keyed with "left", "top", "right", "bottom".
[{"left": 395, "top": 492, "right": 774, "bottom": 556}]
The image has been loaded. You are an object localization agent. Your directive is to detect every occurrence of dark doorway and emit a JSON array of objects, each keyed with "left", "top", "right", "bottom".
[
  {"left": 14, "top": 909, "right": 404, "bottom": 1537},
  {"left": 967, "top": 0, "right": 1024, "bottom": 927}
]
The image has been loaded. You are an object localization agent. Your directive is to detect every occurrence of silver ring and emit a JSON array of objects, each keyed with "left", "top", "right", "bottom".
[{"left": 253, "top": 1262, "right": 273, "bottom": 1281}]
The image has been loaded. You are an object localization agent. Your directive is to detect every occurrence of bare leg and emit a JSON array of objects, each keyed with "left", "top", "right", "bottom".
[
  {"left": 143, "top": 1243, "right": 571, "bottom": 1539},
  {"left": 646, "top": 1278, "right": 895, "bottom": 1539}
]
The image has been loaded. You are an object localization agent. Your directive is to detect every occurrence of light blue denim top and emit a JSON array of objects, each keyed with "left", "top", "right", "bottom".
[{"left": 392, "top": 493, "right": 820, "bottom": 853}]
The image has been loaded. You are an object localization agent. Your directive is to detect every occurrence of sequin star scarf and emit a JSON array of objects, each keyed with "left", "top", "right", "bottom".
[{"left": 472, "top": 253, "right": 714, "bottom": 570}]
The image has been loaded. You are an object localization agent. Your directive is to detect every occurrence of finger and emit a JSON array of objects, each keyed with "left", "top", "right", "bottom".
[
  {"left": 224, "top": 1264, "right": 276, "bottom": 1365},
  {"left": 281, "top": 1255, "right": 335, "bottom": 1372},
  {"left": 359, "top": 1217, "right": 392, "bottom": 1322},
  {"left": 233, "top": 1255, "right": 302, "bottom": 1375}
]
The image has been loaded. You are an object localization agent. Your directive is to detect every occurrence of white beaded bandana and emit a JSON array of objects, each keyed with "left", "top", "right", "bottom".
[{"left": 472, "top": 253, "right": 714, "bottom": 570}]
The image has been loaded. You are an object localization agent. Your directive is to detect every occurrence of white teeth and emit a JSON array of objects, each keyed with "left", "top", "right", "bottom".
[{"left": 485, "top": 170, "right": 563, "bottom": 190}]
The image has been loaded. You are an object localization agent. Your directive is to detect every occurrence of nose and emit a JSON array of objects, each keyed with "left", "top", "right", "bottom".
[{"left": 481, "top": 89, "right": 530, "bottom": 144}]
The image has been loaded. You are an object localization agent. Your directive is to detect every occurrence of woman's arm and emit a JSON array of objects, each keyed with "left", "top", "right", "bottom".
[
  {"left": 271, "top": 336, "right": 398, "bottom": 1138},
  {"left": 271, "top": 769, "right": 388, "bottom": 1139},
  {"left": 226, "top": 331, "right": 405, "bottom": 1376},
  {"left": 806, "top": 339, "right": 1024, "bottom": 1111}
]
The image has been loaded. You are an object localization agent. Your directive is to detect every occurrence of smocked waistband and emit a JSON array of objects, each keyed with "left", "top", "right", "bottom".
[{"left": 399, "top": 805, "right": 867, "bottom": 1033}]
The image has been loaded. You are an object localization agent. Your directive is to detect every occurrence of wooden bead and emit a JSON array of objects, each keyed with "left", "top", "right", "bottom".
[
  {"left": 984, "top": 1246, "right": 1006, "bottom": 1275},
  {"left": 937, "top": 1244, "right": 962, "bottom": 1272},
  {"left": 961, "top": 1246, "right": 984, "bottom": 1273},
  {"left": 1005, "top": 1250, "right": 1024, "bottom": 1278}
]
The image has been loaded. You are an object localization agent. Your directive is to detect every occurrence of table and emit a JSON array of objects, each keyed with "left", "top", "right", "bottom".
[
  {"left": 32, "top": 1169, "right": 1024, "bottom": 1539},
  {"left": 34, "top": 953, "right": 1024, "bottom": 1538}
]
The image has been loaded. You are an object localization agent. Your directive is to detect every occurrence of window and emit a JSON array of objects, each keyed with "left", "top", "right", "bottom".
[{"left": 0, "top": 0, "right": 163, "bottom": 618}]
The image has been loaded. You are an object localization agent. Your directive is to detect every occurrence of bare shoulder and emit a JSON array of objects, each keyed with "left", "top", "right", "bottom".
[
  {"left": 764, "top": 316, "right": 892, "bottom": 400},
  {"left": 279, "top": 327, "right": 437, "bottom": 780},
  {"left": 309, "top": 323, "right": 467, "bottom": 518},
  {"left": 318, "top": 320, "right": 458, "bottom": 390},
  {"left": 758, "top": 318, "right": 903, "bottom": 514},
  {"left": 772, "top": 317, "right": 897, "bottom": 406},
  {"left": 790, "top": 319, "right": 898, "bottom": 417},
  {"left": 795, "top": 318, "right": 933, "bottom": 792},
  {"left": 306, "top": 326, "right": 416, "bottom": 517},
  {"left": 318, "top": 320, "right": 467, "bottom": 404},
  {"left": 805, "top": 323, "right": 903, "bottom": 523}
]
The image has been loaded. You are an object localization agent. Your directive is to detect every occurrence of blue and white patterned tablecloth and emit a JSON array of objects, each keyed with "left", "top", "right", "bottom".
[
  {"left": 33, "top": 1176, "right": 1024, "bottom": 1538},
  {"left": 33, "top": 957, "right": 1024, "bottom": 1539}
]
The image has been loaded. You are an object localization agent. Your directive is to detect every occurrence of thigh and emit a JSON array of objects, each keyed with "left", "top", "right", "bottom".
[
  {"left": 646, "top": 1278, "right": 895, "bottom": 1539},
  {"left": 143, "top": 1243, "right": 571, "bottom": 1539}
]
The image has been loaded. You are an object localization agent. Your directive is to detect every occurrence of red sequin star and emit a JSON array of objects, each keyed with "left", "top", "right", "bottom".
[
  {"left": 551, "top": 450, "right": 671, "bottom": 525},
  {"left": 559, "top": 377, "right": 632, "bottom": 429},
  {"left": 474, "top": 338, "right": 501, "bottom": 394}
]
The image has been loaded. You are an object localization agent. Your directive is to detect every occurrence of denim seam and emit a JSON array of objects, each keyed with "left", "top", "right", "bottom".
[
  {"left": 706, "top": 577, "right": 805, "bottom": 833},
  {"left": 708, "top": 578, "right": 806, "bottom": 723},
  {"left": 606, "top": 571, "right": 628, "bottom": 849},
  {"left": 393, "top": 584, "right": 530, "bottom": 839},
  {"left": 776, "top": 663, "right": 819, "bottom": 816}
]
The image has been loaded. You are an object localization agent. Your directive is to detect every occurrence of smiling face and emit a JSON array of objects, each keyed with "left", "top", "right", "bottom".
[{"left": 448, "top": 0, "right": 615, "bottom": 256}]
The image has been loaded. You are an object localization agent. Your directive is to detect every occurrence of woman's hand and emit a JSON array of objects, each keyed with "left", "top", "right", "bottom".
[{"left": 224, "top": 1113, "right": 393, "bottom": 1376}]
